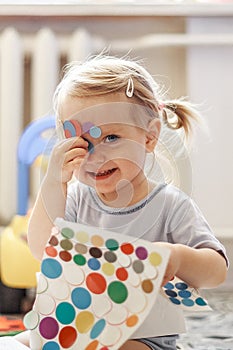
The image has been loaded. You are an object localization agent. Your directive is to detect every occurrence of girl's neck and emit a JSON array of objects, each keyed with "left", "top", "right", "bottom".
[{"left": 96, "top": 175, "right": 155, "bottom": 208}]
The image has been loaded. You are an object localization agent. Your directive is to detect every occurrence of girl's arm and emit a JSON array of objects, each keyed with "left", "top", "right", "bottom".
[
  {"left": 156, "top": 242, "right": 227, "bottom": 289},
  {"left": 28, "top": 137, "right": 88, "bottom": 260}
]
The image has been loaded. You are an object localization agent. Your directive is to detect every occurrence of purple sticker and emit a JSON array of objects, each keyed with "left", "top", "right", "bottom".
[
  {"left": 39, "top": 317, "right": 59, "bottom": 339},
  {"left": 82, "top": 122, "right": 95, "bottom": 133},
  {"left": 135, "top": 247, "right": 148, "bottom": 260}
]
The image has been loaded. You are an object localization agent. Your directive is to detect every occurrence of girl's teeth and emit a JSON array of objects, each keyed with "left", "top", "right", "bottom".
[{"left": 95, "top": 168, "right": 115, "bottom": 177}]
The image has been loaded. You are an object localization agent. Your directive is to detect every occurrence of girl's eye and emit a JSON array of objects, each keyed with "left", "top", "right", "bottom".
[{"left": 104, "top": 134, "right": 119, "bottom": 143}]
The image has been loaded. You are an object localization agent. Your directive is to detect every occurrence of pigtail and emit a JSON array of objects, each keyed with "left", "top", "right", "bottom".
[{"left": 160, "top": 98, "right": 201, "bottom": 138}]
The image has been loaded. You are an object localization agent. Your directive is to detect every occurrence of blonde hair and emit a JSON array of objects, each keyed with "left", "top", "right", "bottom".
[{"left": 53, "top": 54, "right": 200, "bottom": 138}]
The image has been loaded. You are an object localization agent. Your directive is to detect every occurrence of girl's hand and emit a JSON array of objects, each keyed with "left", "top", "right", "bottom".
[
  {"left": 46, "top": 137, "right": 89, "bottom": 185},
  {"left": 154, "top": 242, "right": 181, "bottom": 287}
]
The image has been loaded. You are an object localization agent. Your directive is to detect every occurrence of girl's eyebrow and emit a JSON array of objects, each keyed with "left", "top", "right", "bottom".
[{"left": 98, "top": 124, "right": 122, "bottom": 134}]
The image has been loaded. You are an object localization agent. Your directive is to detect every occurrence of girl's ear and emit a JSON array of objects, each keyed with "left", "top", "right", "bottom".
[{"left": 145, "top": 119, "right": 161, "bottom": 153}]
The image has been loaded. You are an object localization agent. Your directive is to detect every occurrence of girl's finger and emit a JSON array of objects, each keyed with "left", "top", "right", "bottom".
[
  {"left": 56, "top": 137, "right": 89, "bottom": 152},
  {"left": 64, "top": 147, "right": 88, "bottom": 164}
]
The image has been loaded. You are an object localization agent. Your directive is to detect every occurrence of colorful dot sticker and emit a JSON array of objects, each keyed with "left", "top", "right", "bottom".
[
  {"left": 42, "top": 341, "right": 60, "bottom": 350},
  {"left": 59, "top": 250, "right": 72, "bottom": 262},
  {"left": 116, "top": 267, "right": 128, "bottom": 281},
  {"left": 90, "top": 319, "right": 106, "bottom": 339},
  {"left": 105, "top": 239, "right": 119, "bottom": 251},
  {"left": 86, "top": 273, "right": 107, "bottom": 295},
  {"left": 74, "top": 254, "right": 86, "bottom": 266},
  {"left": 61, "top": 227, "right": 75, "bottom": 239},
  {"left": 39, "top": 317, "right": 59, "bottom": 339},
  {"left": 107, "top": 281, "right": 128, "bottom": 304},
  {"left": 91, "top": 235, "right": 104, "bottom": 247},
  {"left": 76, "top": 231, "right": 89, "bottom": 243},
  {"left": 126, "top": 314, "right": 139, "bottom": 327},
  {"left": 120, "top": 243, "right": 134, "bottom": 255},
  {"left": 89, "top": 247, "right": 102, "bottom": 258},
  {"left": 149, "top": 252, "right": 162, "bottom": 267},
  {"left": 49, "top": 235, "right": 59, "bottom": 246},
  {"left": 41, "top": 259, "right": 62, "bottom": 279},
  {"left": 104, "top": 251, "right": 117, "bottom": 263},
  {"left": 75, "top": 243, "right": 88, "bottom": 254},
  {"left": 45, "top": 246, "right": 58, "bottom": 258},
  {"left": 59, "top": 326, "right": 77, "bottom": 348},
  {"left": 71, "top": 287, "right": 92, "bottom": 309},
  {"left": 82, "top": 122, "right": 94, "bottom": 133},
  {"left": 63, "top": 120, "right": 82, "bottom": 138},
  {"left": 25, "top": 218, "right": 209, "bottom": 350},
  {"left": 102, "top": 262, "right": 115, "bottom": 276},
  {"left": 89, "top": 126, "right": 102, "bottom": 139},
  {"left": 163, "top": 277, "right": 211, "bottom": 310},
  {"left": 76, "top": 311, "right": 95, "bottom": 333},
  {"left": 135, "top": 246, "right": 148, "bottom": 260},
  {"left": 88, "top": 258, "right": 101, "bottom": 271},
  {"left": 63, "top": 120, "right": 102, "bottom": 155},
  {"left": 56, "top": 302, "right": 76, "bottom": 324}
]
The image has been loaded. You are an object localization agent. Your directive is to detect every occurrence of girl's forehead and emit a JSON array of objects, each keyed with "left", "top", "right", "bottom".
[{"left": 60, "top": 96, "right": 154, "bottom": 131}]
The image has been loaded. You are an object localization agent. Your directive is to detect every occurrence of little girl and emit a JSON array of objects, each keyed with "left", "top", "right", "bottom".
[{"left": 23, "top": 55, "right": 227, "bottom": 349}]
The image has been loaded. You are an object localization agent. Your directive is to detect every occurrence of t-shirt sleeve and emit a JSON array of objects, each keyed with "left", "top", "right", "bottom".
[
  {"left": 65, "top": 182, "right": 78, "bottom": 222},
  {"left": 165, "top": 188, "right": 228, "bottom": 266}
]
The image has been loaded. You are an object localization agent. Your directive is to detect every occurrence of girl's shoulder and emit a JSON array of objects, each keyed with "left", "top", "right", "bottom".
[{"left": 150, "top": 180, "right": 191, "bottom": 202}]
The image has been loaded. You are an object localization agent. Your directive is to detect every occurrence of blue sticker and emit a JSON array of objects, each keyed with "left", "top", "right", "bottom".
[
  {"left": 175, "top": 282, "right": 188, "bottom": 290},
  {"left": 42, "top": 341, "right": 60, "bottom": 350},
  {"left": 182, "top": 298, "right": 195, "bottom": 307},
  {"left": 71, "top": 287, "right": 92, "bottom": 309},
  {"left": 88, "top": 258, "right": 101, "bottom": 271},
  {"left": 90, "top": 319, "right": 106, "bottom": 339},
  {"left": 41, "top": 259, "right": 62, "bottom": 279},
  {"left": 195, "top": 297, "right": 207, "bottom": 306},
  {"left": 89, "top": 126, "right": 102, "bottom": 139}
]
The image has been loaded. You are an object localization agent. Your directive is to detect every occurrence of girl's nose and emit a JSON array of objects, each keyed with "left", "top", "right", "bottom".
[{"left": 86, "top": 142, "right": 108, "bottom": 164}]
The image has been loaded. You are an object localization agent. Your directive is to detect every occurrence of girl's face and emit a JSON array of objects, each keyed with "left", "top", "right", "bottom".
[{"left": 59, "top": 93, "right": 159, "bottom": 206}]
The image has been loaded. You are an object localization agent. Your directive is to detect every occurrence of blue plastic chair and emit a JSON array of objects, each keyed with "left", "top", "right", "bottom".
[{"left": 17, "top": 115, "right": 56, "bottom": 215}]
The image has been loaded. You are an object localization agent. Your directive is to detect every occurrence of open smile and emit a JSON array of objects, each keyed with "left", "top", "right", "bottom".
[{"left": 87, "top": 168, "right": 118, "bottom": 180}]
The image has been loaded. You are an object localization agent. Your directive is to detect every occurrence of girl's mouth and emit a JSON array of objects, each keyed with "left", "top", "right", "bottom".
[{"left": 88, "top": 168, "right": 118, "bottom": 180}]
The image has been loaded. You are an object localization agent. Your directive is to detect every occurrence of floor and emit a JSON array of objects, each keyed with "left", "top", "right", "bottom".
[{"left": 178, "top": 289, "right": 233, "bottom": 350}]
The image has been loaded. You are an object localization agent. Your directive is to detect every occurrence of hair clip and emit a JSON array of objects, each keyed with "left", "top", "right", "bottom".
[{"left": 126, "top": 77, "right": 134, "bottom": 98}]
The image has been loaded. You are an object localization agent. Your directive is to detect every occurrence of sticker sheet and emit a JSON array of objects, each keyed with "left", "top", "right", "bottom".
[
  {"left": 24, "top": 218, "right": 210, "bottom": 350},
  {"left": 24, "top": 218, "right": 170, "bottom": 350}
]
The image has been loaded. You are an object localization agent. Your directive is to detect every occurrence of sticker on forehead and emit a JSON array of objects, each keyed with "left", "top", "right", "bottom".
[{"left": 89, "top": 126, "right": 102, "bottom": 139}]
